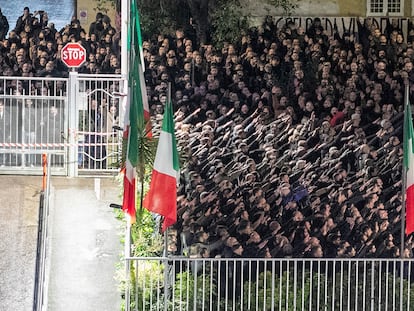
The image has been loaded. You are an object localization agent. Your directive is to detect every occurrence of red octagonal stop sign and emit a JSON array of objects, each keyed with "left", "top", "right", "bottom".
[{"left": 61, "top": 42, "right": 86, "bottom": 68}]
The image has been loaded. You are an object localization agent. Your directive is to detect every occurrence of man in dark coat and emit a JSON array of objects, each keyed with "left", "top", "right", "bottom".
[{"left": 0, "top": 8, "right": 9, "bottom": 40}]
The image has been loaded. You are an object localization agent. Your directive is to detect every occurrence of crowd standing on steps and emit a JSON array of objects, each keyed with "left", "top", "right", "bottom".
[{"left": 1, "top": 7, "right": 414, "bottom": 258}]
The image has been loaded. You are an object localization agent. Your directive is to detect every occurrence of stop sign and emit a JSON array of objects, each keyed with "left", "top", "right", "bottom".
[{"left": 61, "top": 43, "right": 86, "bottom": 68}]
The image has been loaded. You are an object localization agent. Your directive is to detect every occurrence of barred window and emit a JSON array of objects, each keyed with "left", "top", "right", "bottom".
[{"left": 367, "top": 0, "right": 403, "bottom": 15}]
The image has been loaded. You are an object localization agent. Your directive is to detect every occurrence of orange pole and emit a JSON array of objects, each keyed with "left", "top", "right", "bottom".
[{"left": 42, "top": 153, "right": 47, "bottom": 191}]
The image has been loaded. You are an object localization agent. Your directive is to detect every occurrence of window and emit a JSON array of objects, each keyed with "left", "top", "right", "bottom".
[{"left": 367, "top": 0, "right": 403, "bottom": 16}]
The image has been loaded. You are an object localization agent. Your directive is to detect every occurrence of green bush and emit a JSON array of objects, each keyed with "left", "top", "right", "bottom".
[
  {"left": 243, "top": 270, "right": 312, "bottom": 310},
  {"left": 210, "top": 0, "right": 250, "bottom": 49},
  {"left": 172, "top": 269, "right": 217, "bottom": 310}
]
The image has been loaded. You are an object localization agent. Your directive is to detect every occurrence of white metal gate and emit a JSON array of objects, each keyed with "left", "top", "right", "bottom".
[
  {"left": 0, "top": 74, "right": 125, "bottom": 176},
  {"left": 0, "top": 76, "right": 67, "bottom": 174},
  {"left": 74, "top": 73, "right": 125, "bottom": 175}
]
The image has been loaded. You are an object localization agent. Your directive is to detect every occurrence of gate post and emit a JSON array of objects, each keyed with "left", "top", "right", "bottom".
[{"left": 68, "top": 71, "right": 78, "bottom": 177}]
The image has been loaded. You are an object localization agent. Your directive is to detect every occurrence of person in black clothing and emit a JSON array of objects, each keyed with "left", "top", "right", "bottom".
[
  {"left": 306, "top": 17, "right": 324, "bottom": 41},
  {"left": 101, "top": 15, "right": 116, "bottom": 38},
  {"left": 89, "top": 12, "right": 104, "bottom": 38},
  {"left": 14, "top": 7, "right": 33, "bottom": 36},
  {"left": 67, "top": 19, "right": 85, "bottom": 41},
  {"left": 0, "top": 8, "right": 9, "bottom": 40}
]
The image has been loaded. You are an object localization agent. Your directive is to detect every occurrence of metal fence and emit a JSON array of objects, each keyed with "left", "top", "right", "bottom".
[
  {"left": 33, "top": 154, "right": 52, "bottom": 311},
  {"left": 124, "top": 257, "right": 414, "bottom": 311},
  {"left": 0, "top": 74, "right": 125, "bottom": 176},
  {"left": 0, "top": 76, "right": 67, "bottom": 173},
  {"left": 75, "top": 74, "right": 125, "bottom": 174}
]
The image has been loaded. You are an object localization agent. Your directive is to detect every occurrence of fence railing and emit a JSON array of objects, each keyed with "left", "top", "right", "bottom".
[
  {"left": 0, "top": 74, "right": 125, "bottom": 176},
  {"left": 124, "top": 257, "right": 414, "bottom": 311},
  {"left": 33, "top": 153, "right": 52, "bottom": 311}
]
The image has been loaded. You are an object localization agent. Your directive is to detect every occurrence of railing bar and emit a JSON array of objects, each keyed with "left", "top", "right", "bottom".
[
  {"left": 378, "top": 261, "right": 382, "bottom": 311},
  {"left": 256, "top": 259, "right": 260, "bottom": 311},
  {"left": 150, "top": 261, "right": 155, "bottom": 311},
  {"left": 193, "top": 263, "right": 197, "bottom": 311},
  {"left": 232, "top": 260, "right": 237, "bottom": 310},
  {"left": 347, "top": 261, "right": 351, "bottom": 311},
  {"left": 355, "top": 260, "right": 359, "bottom": 310},
  {"left": 239, "top": 259, "right": 244, "bottom": 311},
  {"left": 308, "top": 260, "right": 313, "bottom": 311},
  {"left": 216, "top": 260, "right": 221, "bottom": 311},
  {"left": 407, "top": 261, "right": 411, "bottom": 311},
  {"left": 247, "top": 259, "right": 252, "bottom": 311},
  {"left": 224, "top": 261, "right": 231, "bottom": 310},
  {"left": 149, "top": 260, "right": 154, "bottom": 310},
  {"left": 202, "top": 260, "right": 205, "bottom": 311},
  {"left": 393, "top": 260, "right": 396, "bottom": 311},
  {"left": 340, "top": 260, "right": 343, "bottom": 311},
  {"left": 271, "top": 259, "right": 275, "bottom": 311},
  {"left": 286, "top": 260, "right": 290, "bottom": 311},
  {"left": 370, "top": 261, "right": 375, "bottom": 311},
  {"left": 385, "top": 261, "right": 389, "bottom": 311},
  {"left": 262, "top": 259, "right": 266, "bottom": 311},
  {"left": 293, "top": 260, "right": 297, "bottom": 311},
  {"left": 325, "top": 260, "right": 328, "bottom": 311},
  {"left": 399, "top": 260, "right": 403, "bottom": 311},
  {"left": 332, "top": 261, "right": 336, "bottom": 311},
  {"left": 209, "top": 260, "right": 213, "bottom": 311},
  {"left": 361, "top": 260, "right": 365, "bottom": 311},
  {"left": 158, "top": 261, "right": 162, "bottom": 311},
  {"left": 317, "top": 260, "right": 320, "bottom": 311},
  {"left": 171, "top": 260, "right": 176, "bottom": 311},
  {"left": 279, "top": 260, "right": 282, "bottom": 311},
  {"left": 137, "top": 261, "right": 142, "bottom": 311},
  {"left": 178, "top": 260, "right": 182, "bottom": 311},
  {"left": 186, "top": 261, "right": 190, "bottom": 311},
  {"left": 301, "top": 260, "right": 305, "bottom": 311},
  {"left": 159, "top": 260, "right": 163, "bottom": 311},
  {"left": 141, "top": 260, "right": 144, "bottom": 311}
]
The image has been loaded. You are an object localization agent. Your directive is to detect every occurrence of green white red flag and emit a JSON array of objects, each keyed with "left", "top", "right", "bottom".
[
  {"left": 122, "top": 0, "right": 150, "bottom": 223},
  {"left": 404, "top": 99, "right": 414, "bottom": 235},
  {"left": 143, "top": 102, "right": 180, "bottom": 232}
]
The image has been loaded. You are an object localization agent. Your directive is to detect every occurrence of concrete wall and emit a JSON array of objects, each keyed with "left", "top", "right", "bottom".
[
  {"left": 75, "top": 0, "right": 118, "bottom": 33},
  {"left": 73, "top": 0, "right": 413, "bottom": 34},
  {"left": 241, "top": 0, "right": 413, "bottom": 25}
]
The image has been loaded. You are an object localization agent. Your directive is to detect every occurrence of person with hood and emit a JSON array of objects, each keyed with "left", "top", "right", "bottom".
[
  {"left": 101, "top": 15, "right": 116, "bottom": 38},
  {"left": 89, "top": 12, "right": 104, "bottom": 38}
]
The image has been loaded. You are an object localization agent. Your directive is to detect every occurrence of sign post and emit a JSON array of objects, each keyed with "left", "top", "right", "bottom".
[{"left": 61, "top": 43, "right": 86, "bottom": 68}]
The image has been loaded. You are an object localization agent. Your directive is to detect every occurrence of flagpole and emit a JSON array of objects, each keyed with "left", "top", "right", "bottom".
[
  {"left": 121, "top": 0, "right": 132, "bottom": 309},
  {"left": 121, "top": 0, "right": 128, "bottom": 78},
  {"left": 167, "top": 82, "right": 172, "bottom": 107},
  {"left": 125, "top": 217, "right": 131, "bottom": 311},
  {"left": 401, "top": 82, "right": 409, "bottom": 258},
  {"left": 162, "top": 83, "right": 173, "bottom": 259},
  {"left": 163, "top": 228, "right": 169, "bottom": 311},
  {"left": 163, "top": 81, "right": 169, "bottom": 307}
]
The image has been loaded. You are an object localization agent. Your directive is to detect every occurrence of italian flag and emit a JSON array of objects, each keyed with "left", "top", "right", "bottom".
[
  {"left": 404, "top": 100, "right": 414, "bottom": 235},
  {"left": 121, "top": 0, "right": 150, "bottom": 223},
  {"left": 143, "top": 102, "right": 180, "bottom": 232},
  {"left": 134, "top": 2, "right": 152, "bottom": 137}
]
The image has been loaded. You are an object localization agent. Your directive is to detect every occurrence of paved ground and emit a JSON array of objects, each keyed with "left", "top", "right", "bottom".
[
  {"left": 0, "top": 176, "right": 40, "bottom": 311},
  {"left": 0, "top": 176, "right": 123, "bottom": 311}
]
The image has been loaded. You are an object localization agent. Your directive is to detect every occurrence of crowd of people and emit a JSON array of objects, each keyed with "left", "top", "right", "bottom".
[
  {"left": 0, "top": 7, "right": 413, "bottom": 258},
  {"left": 155, "top": 16, "right": 414, "bottom": 260},
  {"left": 0, "top": 6, "right": 120, "bottom": 80}
]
